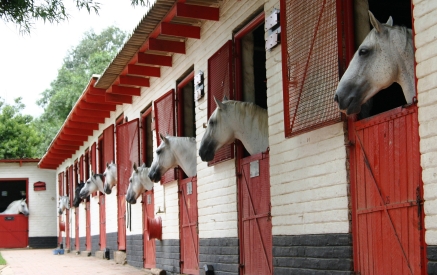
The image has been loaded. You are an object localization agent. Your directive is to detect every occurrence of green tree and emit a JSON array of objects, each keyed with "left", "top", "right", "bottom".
[
  {"left": 0, "top": 0, "right": 150, "bottom": 34},
  {"left": 0, "top": 97, "right": 41, "bottom": 159},
  {"left": 34, "top": 26, "right": 128, "bottom": 156}
]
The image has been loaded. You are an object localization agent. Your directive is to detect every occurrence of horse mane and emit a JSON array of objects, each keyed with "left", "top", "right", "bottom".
[
  {"left": 223, "top": 100, "right": 268, "bottom": 134},
  {"left": 5, "top": 200, "right": 18, "bottom": 210},
  {"left": 165, "top": 136, "right": 196, "bottom": 145}
]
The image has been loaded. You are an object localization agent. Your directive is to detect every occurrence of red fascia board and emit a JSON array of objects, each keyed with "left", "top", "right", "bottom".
[
  {"left": 51, "top": 147, "right": 77, "bottom": 155},
  {"left": 74, "top": 107, "right": 111, "bottom": 118},
  {"left": 70, "top": 113, "right": 106, "bottom": 124},
  {"left": 78, "top": 101, "right": 116, "bottom": 112},
  {"left": 105, "top": 93, "right": 132, "bottom": 104},
  {"left": 119, "top": 75, "right": 150, "bottom": 87},
  {"left": 176, "top": 3, "right": 219, "bottom": 21},
  {"left": 127, "top": 64, "right": 161, "bottom": 77},
  {"left": 53, "top": 141, "right": 79, "bottom": 150},
  {"left": 46, "top": 153, "right": 71, "bottom": 160},
  {"left": 39, "top": 164, "right": 58, "bottom": 169},
  {"left": 148, "top": 38, "right": 185, "bottom": 54},
  {"left": 41, "top": 158, "right": 62, "bottom": 165},
  {"left": 137, "top": 53, "right": 172, "bottom": 67},
  {"left": 0, "top": 159, "right": 40, "bottom": 163},
  {"left": 160, "top": 22, "right": 201, "bottom": 39},
  {"left": 63, "top": 127, "right": 94, "bottom": 136},
  {"left": 109, "top": 85, "right": 141, "bottom": 96},
  {"left": 84, "top": 94, "right": 118, "bottom": 105},
  {"left": 66, "top": 120, "right": 100, "bottom": 130}
]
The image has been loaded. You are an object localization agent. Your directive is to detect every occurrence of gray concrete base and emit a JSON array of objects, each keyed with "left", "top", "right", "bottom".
[
  {"left": 95, "top": 251, "right": 106, "bottom": 259},
  {"left": 80, "top": 251, "right": 91, "bottom": 257},
  {"left": 71, "top": 250, "right": 80, "bottom": 255},
  {"left": 144, "top": 268, "right": 166, "bottom": 275},
  {"left": 114, "top": 251, "right": 126, "bottom": 265}
]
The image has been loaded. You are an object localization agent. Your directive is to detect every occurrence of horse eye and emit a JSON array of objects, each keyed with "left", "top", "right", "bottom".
[{"left": 359, "top": 48, "right": 369, "bottom": 56}]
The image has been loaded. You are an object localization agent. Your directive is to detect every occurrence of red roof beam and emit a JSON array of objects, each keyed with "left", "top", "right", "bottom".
[
  {"left": 59, "top": 133, "right": 89, "bottom": 142},
  {"left": 46, "top": 153, "right": 72, "bottom": 160},
  {"left": 105, "top": 93, "right": 132, "bottom": 104},
  {"left": 137, "top": 53, "right": 172, "bottom": 67},
  {"left": 175, "top": 3, "right": 219, "bottom": 21},
  {"left": 66, "top": 120, "right": 100, "bottom": 130},
  {"left": 74, "top": 107, "right": 111, "bottom": 118},
  {"left": 78, "top": 101, "right": 116, "bottom": 112},
  {"left": 84, "top": 94, "right": 118, "bottom": 105},
  {"left": 87, "top": 87, "right": 106, "bottom": 96},
  {"left": 148, "top": 38, "right": 185, "bottom": 54},
  {"left": 63, "top": 127, "right": 94, "bottom": 136},
  {"left": 70, "top": 113, "right": 106, "bottom": 124},
  {"left": 108, "top": 85, "right": 141, "bottom": 96},
  {"left": 56, "top": 139, "right": 84, "bottom": 147},
  {"left": 127, "top": 64, "right": 161, "bottom": 77},
  {"left": 160, "top": 22, "right": 201, "bottom": 39}
]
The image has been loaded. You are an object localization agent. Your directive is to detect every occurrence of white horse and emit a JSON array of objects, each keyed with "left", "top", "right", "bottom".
[
  {"left": 199, "top": 97, "right": 268, "bottom": 162},
  {"left": 334, "top": 11, "right": 415, "bottom": 115},
  {"left": 126, "top": 163, "right": 154, "bottom": 204},
  {"left": 80, "top": 171, "right": 105, "bottom": 198},
  {"left": 148, "top": 134, "right": 197, "bottom": 183},
  {"left": 0, "top": 199, "right": 29, "bottom": 216},
  {"left": 103, "top": 161, "right": 117, "bottom": 194},
  {"left": 58, "top": 196, "right": 70, "bottom": 215}
]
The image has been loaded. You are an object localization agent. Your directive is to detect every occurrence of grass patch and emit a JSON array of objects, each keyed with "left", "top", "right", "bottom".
[{"left": 0, "top": 252, "right": 6, "bottom": 265}]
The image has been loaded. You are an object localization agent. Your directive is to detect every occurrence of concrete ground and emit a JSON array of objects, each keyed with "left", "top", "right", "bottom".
[{"left": 0, "top": 249, "right": 147, "bottom": 275}]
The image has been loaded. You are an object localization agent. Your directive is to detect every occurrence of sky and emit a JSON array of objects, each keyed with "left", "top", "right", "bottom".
[{"left": 0, "top": 1, "right": 152, "bottom": 117}]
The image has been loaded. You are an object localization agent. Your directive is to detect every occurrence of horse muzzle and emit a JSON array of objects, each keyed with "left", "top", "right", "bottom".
[
  {"left": 148, "top": 169, "right": 161, "bottom": 183},
  {"left": 79, "top": 190, "right": 89, "bottom": 199},
  {"left": 104, "top": 184, "right": 112, "bottom": 194},
  {"left": 125, "top": 193, "right": 137, "bottom": 204},
  {"left": 199, "top": 140, "right": 216, "bottom": 162}
]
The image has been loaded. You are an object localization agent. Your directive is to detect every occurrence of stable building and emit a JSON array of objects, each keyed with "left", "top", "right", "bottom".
[
  {"left": 38, "top": 0, "right": 437, "bottom": 274},
  {"left": 0, "top": 159, "right": 57, "bottom": 249}
]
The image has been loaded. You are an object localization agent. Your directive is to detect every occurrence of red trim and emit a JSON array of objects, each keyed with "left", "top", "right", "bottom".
[
  {"left": 63, "top": 127, "right": 94, "bottom": 136},
  {"left": 78, "top": 101, "right": 116, "bottom": 112},
  {"left": 66, "top": 121, "right": 99, "bottom": 130},
  {"left": 141, "top": 107, "right": 153, "bottom": 165},
  {"left": 175, "top": 3, "right": 219, "bottom": 21},
  {"left": 0, "top": 159, "right": 39, "bottom": 163},
  {"left": 105, "top": 93, "right": 132, "bottom": 104}
]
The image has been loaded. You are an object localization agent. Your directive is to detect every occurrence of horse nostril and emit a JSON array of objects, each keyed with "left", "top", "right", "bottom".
[{"left": 334, "top": 94, "right": 339, "bottom": 103}]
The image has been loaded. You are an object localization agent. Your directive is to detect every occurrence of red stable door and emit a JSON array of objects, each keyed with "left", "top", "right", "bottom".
[
  {"left": 179, "top": 177, "right": 199, "bottom": 275},
  {"left": 65, "top": 209, "right": 70, "bottom": 249},
  {"left": 75, "top": 207, "right": 80, "bottom": 251},
  {"left": 99, "top": 193, "right": 106, "bottom": 249},
  {"left": 238, "top": 151, "right": 272, "bottom": 275},
  {"left": 0, "top": 215, "right": 28, "bottom": 248},
  {"left": 85, "top": 201, "right": 91, "bottom": 251},
  {"left": 350, "top": 105, "right": 425, "bottom": 274},
  {"left": 143, "top": 190, "right": 156, "bottom": 268}
]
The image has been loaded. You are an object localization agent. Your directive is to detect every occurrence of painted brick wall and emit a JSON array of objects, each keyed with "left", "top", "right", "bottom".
[
  {"left": 413, "top": 0, "right": 437, "bottom": 244},
  {"left": 0, "top": 162, "right": 57, "bottom": 238},
  {"left": 90, "top": 195, "right": 99, "bottom": 235},
  {"left": 126, "top": 234, "right": 144, "bottom": 268},
  {"left": 264, "top": 0, "right": 349, "bottom": 236}
]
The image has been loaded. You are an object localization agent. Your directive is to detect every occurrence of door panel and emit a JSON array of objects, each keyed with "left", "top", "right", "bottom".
[{"left": 143, "top": 190, "right": 156, "bottom": 268}]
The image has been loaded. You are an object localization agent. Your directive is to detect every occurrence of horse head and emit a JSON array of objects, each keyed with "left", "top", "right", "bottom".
[
  {"left": 148, "top": 135, "right": 197, "bottom": 182},
  {"left": 199, "top": 97, "right": 235, "bottom": 162},
  {"left": 334, "top": 11, "right": 415, "bottom": 115},
  {"left": 58, "top": 196, "right": 70, "bottom": 215},
  {"left": 126, "top": 162, "right": 154, "bottom": 204},
  {"left": 103, "top": 161, "right": 117, "bottom": 194},
  {"left": 19, "top": 199, "right": 29, "bottom": 216},
  {"left": 80, "top": 171, "right": 105, "bottom": 198},
  {"left": 73, "top": 182, "right": 85, "bottom": 207},
  {"left": 199, "top": 97, "right": 268, "bottom": 161}
]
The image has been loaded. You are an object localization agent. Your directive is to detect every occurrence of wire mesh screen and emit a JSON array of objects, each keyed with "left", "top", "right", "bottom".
[
  {"left": 91, "top": 143, "right": 97, "bottom": 173},
  {"left": 207, "top": 40, "right": 234, "bottom": 165},
  {"left": 103, "top": 124, "right": 115, "bottom": 166},
  {"left": 281, "top": 0, "right": 342, "bottom": 137},
  {"left": 58, "top": 173, "right": 63, "bottom": 196},
  {"left": 154, "top": 90, "right": 176, "bottom": 184},
  {"left": 69, "top": 165, "right": 74, "bottom": 205},
  {"left": 79, "top": 155, "right": 84, "bottom": 182},
  {"left": 116, "top": 119, "right": 140, "bottom": 197}
]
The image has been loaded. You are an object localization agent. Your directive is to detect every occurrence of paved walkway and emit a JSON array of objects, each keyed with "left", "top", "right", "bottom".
[{"left": 0, "top": 249, "right": 147, "bottom": 275}]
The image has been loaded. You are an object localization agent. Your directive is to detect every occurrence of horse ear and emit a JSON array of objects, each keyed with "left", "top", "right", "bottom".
[
  {"left": 159, "top": 133, "right": 168, "bottom": 144},
  {"left": 214, "top": 96, "right": 225, "bottom": 110},
  {"left": 223, "top": 95, "right": 229, "bottom": 101},
  {"left": 386, "top": 16, "right": 393, "bottom": 27},
  {"left": 106, "top": 162, "right": 109, "bottom": 168},
  {"left": 91, "top": 170, "right": 95, "bottom": 176},
  {"left": 133, "top": 162, "right": 138, "bottom": 172},
  {"left": 368, "top": 10, "right": 383, "bottom": 33}
]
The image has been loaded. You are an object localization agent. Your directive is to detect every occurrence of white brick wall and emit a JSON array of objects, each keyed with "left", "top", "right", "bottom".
[
  {"left": 0, "top": 162, "right": 57, "bottom": 237},
  {"left": 413, "top": 0, "right": 437, "bottom": 246},
  {"left": 265, "top": 0, "right": 349, "bottom": 236}
]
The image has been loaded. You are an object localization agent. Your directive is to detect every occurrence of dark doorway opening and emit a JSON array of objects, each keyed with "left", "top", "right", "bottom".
[{"left": 0, "top": 180, "right": 27, "bottom": 212}]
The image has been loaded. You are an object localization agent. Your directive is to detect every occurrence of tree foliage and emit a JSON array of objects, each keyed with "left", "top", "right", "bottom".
[
  {"left": 1, "top": 0, "right": 151, "bottom": 34},
  {"left": 0, "top": 97, "right": 41, "bottom": 159},
  {"left": 33, "top": 26, "right": 128, "bottom": 156}
]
